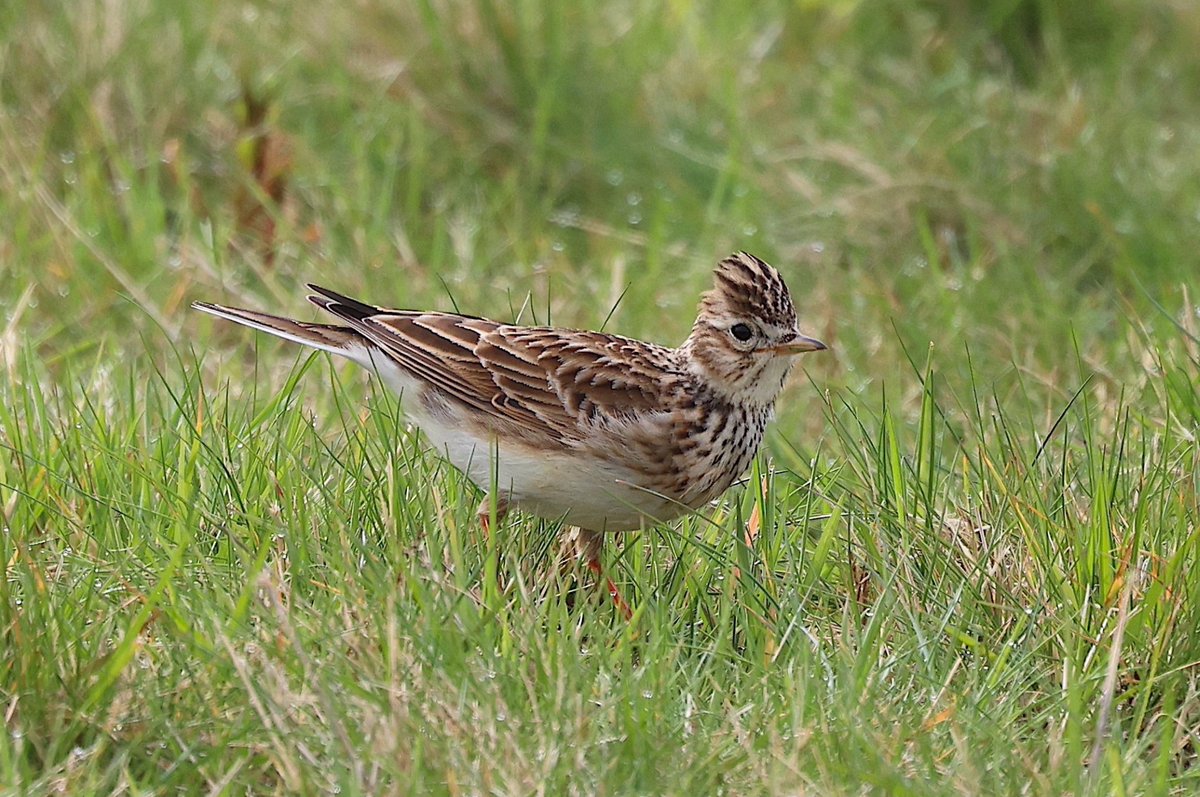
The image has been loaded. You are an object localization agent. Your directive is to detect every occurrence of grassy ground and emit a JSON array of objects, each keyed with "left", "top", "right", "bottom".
[{"left": 3, "top": 0, "right": 1200, "bottom": 793}]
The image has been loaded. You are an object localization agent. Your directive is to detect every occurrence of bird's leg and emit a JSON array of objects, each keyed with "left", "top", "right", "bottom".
[
  {"left": 476, "top": 493, "right": 509, "bottom": 536},
  {"left": 585, "top": 555, "right": 633, "bottom": 620},
  {"left": 476, "top": 493, "right": 511, "bottom": 602},
  {"left": 564, "top": 527, "right": 632, "bottom": 620}
]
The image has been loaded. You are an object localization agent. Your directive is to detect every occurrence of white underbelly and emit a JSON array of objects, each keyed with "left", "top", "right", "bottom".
[
  {"left": 368, "top": 356, "right": 683, "bottom": 530},
  {"left": 420, "top": 417, "right": 677, "bottom": 531}
]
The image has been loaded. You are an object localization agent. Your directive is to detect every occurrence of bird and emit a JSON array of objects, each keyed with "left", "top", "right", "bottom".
[{"left": 194, "top": 252, "right": 826, "bottom": 616}]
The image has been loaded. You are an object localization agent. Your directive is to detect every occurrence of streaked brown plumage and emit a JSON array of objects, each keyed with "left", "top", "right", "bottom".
[{"left": 195, "top": 252, "right": 826, "bottom": 614}]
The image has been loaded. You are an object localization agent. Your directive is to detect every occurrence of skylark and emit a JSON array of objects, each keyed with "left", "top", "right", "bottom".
[{"left": 195, "top": 252, "right": 826, "bottom": 615}]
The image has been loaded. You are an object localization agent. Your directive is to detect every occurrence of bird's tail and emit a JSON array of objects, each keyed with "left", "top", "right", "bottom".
[{"left": 193, "top": 301, "right": 372, "bottom": 364}]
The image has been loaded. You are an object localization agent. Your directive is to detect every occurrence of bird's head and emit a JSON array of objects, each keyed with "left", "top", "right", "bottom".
[{"left": 683, "top": 252, "right": 826, "bottom": 406}]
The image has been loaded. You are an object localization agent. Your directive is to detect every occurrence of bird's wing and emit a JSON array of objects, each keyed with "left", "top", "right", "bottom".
[{"left": 307, "top": 286, "right": 681, "bottom": 447}]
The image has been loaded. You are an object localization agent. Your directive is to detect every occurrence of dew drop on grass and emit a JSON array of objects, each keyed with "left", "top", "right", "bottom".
[
  {"left": 555, "top": 207, "right": 582, "bottom": 227},
  {"left": 742, "top": 224, "right": 757, "bottom": 236},
  {"left": 496, "top": 712, "right": 507, "bottom": 723},
  {"left": 810, "top": 242, "right": 825, "bottom": 254},
  {"left": 551, "top": 240, "right": 564, "bottom": 252},
  {"left": 605, "top": 169, "right": 624, "bottom": 186},
  {"left": 627, "top": 212, "right": 642, "bottom": 226},
  {"left": 642, "top": 690, "right": 653, "bottom": 699},
  {"left": 59, "top": 150, "right": 76, "bottom": 165},
  {"left": 626, "top": 192, "right": 641, "bottom": 207}
]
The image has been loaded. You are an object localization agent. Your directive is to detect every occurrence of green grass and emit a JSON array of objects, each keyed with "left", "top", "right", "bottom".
[{"left": 3, "top": 0, "right": 1200, "bottom": 793}]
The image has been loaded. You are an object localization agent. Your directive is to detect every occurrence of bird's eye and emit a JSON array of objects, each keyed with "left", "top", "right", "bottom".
[{"left": 730, "top": 323, "right": 754, "bottom": 342}]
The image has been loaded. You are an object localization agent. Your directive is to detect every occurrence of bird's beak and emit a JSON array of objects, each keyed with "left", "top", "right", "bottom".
[{"left": 771, "top": 333, "right": 827, "bottom": 355}]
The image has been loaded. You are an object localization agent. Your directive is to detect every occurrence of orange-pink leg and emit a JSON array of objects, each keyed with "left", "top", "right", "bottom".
[
  {"left": 568, "top": 527, "right": 632, "bottom": 620},
  {"left": 476, "top": 504, "right": 631, "bottom": 618},
  {"left": 476, "top": 494, "right": 509, "bottom": 536},
  {"left": 585, "top": 554, "right": 633, "bottom": 620}
]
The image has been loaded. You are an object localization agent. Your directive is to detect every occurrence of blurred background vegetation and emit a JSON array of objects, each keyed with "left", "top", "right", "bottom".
[
  {"left": 4, "top": 0, "right": 1197, "bottom": 393},
  {"left": 3, "top": 0, "right": 1200, "bottom": 793}
]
